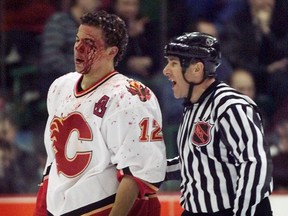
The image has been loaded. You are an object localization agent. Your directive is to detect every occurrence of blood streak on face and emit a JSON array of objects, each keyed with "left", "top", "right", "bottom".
[{"left": 74, "top": 25, "right": 107, "bottom": 74}]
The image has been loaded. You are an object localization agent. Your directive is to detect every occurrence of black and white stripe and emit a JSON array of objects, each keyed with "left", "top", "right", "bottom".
[{"left": 168, "top": 81, "right": 273, "bottom": 215}]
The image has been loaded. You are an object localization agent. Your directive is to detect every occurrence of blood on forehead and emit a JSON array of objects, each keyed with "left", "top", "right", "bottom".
[{"left": 77, "top": 25, "right": 106, "bottom": 49}]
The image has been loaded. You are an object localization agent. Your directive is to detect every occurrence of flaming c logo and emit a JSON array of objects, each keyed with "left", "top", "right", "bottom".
[
  {"left": 50, "top": 113, "right": 92, "bottom": 177},
  {"left": 126, "top": 80, "right": 151, "bottom": 102}
]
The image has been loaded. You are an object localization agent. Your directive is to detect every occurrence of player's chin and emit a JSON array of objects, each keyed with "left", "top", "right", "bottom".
[
  {"left": 77, "top": 70, "right": 89, "bottom": 75},
  {"left": 75, "top": 66, "right": 88, "bottom": 74}
]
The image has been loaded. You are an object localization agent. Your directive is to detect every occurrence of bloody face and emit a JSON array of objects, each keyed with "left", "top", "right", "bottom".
[{"left": 74, "top": 24, "right": 107, "bottom": 74}]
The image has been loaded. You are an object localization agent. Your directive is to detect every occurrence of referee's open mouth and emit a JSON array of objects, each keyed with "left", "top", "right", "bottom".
[{"left": 170, "top": 80, "right": 176, "bottom": 88}]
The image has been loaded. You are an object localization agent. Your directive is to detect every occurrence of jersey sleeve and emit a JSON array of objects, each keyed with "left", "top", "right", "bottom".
[
  {"left": 219, "top": 104, "right": 273, "bottom": 216},
  {"left": 166, "top": 156, "right": 181, "bottom": 181},
  {"left": 102, "top": 95, "right": 166, "bottom": 191}
]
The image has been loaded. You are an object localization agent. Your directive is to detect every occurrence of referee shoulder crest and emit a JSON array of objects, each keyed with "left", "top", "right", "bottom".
[{"left": 191, "top": 120, "right": 213, "bottom": 147}]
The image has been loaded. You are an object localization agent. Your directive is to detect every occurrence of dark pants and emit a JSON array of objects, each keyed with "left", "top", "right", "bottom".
[{"left": 181, "top": 197, "right": 272, "bottom": 216}]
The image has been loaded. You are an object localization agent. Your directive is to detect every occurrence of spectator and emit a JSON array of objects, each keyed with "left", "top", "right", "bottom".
[
  {"left": 185, "top": 0, "right": 245, "bottom": 34},
  {"left": 190, "top": 18, "right": 219, "bottom": 38},
  {"left": 228, "top": 67, "right": 256, "bottom": 97},
  {"left": 187, "top": 18, "right": 233, "bottom": 82},
  {"left": 108, "top": 0, "right": 161, "bottom": 82},
  {"left": 220, "top": 0, "right": 288, "bottom": 109},
  {"left": 270, "top": 119, "right": 288, "bottom": 191},
  {"left": 166, "top": 0, "right": 189, "bottom": 39},
  {"left": 228, "top": 68, "right": 274, "bottom": 129},
  {"left": 0, "top": 138, "right": 19, "bottom": 194},
  {"left": 3, "top": 0, "right": 55, "bottom": 65},
  {"left": 39, "top": 0, "right": 101, "bottom": 96},
  {"left": 2, "top": 0, "right": 56, "bottom": 91},
  {"left": 0, "top": 112, "right": 39, "bottom": 193},
  {"left": 0, "top": 90, "right": 12, "bottom": 113}
]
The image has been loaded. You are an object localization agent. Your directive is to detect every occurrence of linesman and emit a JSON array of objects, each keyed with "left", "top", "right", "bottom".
[{"left": 163, "top": 32, "right": 273, "bottom": 216}]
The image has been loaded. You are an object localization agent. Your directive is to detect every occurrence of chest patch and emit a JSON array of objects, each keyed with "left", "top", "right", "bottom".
[{"left": 191, "top": 121, "right": 213, "bottom": 147}]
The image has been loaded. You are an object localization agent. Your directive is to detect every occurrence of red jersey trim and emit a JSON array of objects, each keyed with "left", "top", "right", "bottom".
[
  {"left": 82, "top": 203, "right": 113, "bottom": 216},
  {"left": 74, "top": 71, "right": 118, "bottom": 97},
  {"left": 51, "top": 194, "right": 116, "bottom": 216},
  {"left": 117, "top": 169, "right": 159, "bottom": 199}
]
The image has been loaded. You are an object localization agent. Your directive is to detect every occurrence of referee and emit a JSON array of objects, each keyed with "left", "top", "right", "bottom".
[{"left": 163, "top": 32, "right": 273, "bottom": 216}]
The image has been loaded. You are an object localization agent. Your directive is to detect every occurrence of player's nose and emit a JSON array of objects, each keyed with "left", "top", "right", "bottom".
[{"left": 75, "top": 41, "right": 85, "bottom": 53}]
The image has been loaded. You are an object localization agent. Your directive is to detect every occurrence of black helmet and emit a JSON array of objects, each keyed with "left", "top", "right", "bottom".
[{"left": 164, "top": 32, "right": 221, "bottom": 76}]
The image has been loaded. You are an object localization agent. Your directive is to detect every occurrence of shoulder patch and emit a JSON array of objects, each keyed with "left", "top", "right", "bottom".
[{"left": 126, "top": 80, "right": 151, "bottom": 102}]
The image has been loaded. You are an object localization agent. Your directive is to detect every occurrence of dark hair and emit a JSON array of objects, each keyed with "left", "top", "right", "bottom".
[{"left": 80, "top": 10, "right": 128, "bottom": 66}]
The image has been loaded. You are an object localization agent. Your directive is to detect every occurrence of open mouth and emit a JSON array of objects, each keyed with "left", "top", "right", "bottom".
[
  {"left": 171, "top": 80, "right": 176, "bottom": 87},
  {"left": 75, "top": 58, "right": 84, "bottom": 64}
]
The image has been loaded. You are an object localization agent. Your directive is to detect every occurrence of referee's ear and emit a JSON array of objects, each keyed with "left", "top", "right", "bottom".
[
  {"left": 185, "top": 61, "right": 204, "bottom": 82},
  {"left": 195, "top": 61, "right": 204, "bottom": 73},
  {"left": 194, "top": 62, "right": 205, "bottom": 80},
  {"left": 193, "top": 61, "right": 204, "bottom": 79}
]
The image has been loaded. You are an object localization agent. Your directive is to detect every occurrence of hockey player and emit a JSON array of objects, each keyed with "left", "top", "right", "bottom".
[
  {"left": 163, "top": 32, "right": 273, "bottom": 216},
  {"left": 34, "top": 10, "right": 166, "bottom": 216}
]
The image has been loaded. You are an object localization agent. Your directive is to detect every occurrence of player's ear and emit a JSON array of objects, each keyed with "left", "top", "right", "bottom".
[{"left": 107, "top": 46, "right": 118, "bottom": 59}]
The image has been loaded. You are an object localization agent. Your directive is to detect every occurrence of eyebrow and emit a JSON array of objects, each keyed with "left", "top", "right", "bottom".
[
  {"left": 166, "top": 56, "right": 179, "bottom": 61},
  {"left": 76, "top": 36, "right": 97, "bottom": 45},
  {"left": 76, "top": 34, "right": 96, "bottom": 41}
]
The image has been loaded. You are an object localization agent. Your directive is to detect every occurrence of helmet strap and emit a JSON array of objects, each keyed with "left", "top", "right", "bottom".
[
  {"left": 181, "top": 62, "right": 206, "bottom": 102},
  {"left": 186, "top": 84, "right": 194, "bottom": 103},
  {"left": 181, "top": 66, "right": 194, "bottom": 102}
]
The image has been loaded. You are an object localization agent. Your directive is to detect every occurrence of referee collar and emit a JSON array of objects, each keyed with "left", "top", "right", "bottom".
[{"left": 183, "top": 79, "right": 220, "bottom": 108}]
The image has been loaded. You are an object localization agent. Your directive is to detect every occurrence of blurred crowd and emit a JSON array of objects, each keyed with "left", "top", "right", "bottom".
[{"left": 0, "top": 0, "right": 288, "bottom": 194}]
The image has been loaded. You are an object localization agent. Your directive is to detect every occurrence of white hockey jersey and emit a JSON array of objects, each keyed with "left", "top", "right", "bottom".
[{"left": 43, "top": 71, "right": 166, "bottom": 215}]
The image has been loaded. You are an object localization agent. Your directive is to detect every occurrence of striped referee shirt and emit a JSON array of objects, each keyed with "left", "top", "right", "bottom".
[{"left": 167, "top": 80, "right": 273, "bottom": 216}]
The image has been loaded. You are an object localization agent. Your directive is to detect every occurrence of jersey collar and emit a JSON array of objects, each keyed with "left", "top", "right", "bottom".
[
  {"left": 74, "top": 71, "right": 118, "bottom": 97},
  {"left": 183, "top": 79, "right": 220, "bottom": 107}
]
